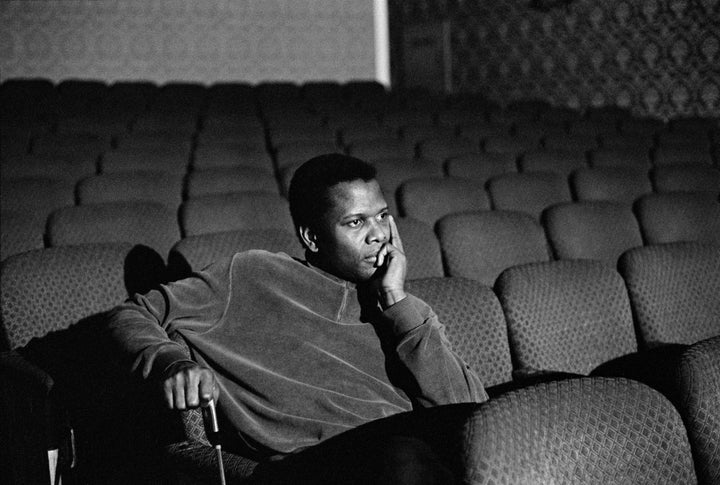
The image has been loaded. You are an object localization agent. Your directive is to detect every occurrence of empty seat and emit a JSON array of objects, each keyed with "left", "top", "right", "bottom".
[
  {"left": 542, "top": 133, "right": 599, "bottom": 152},
  {"left": 651, "top": 165, "right": 720, "bottom": 194},
  {"left": 346, "top": 138, "right": 415, "bottom": 161},
  {"left": 567, "top": 119, "right": 618, "bottom": 137},
  {"left": 416, "top": 136, "right": 479, "bottom": 164},
  {"left": 458, "top": 123, "right": 511, "bottom": 144},
  {"left": 635, "top": 192, "right": 720, "bottom": 244},
  {"left": 484, "top": 134, "right": 540, "bottom": 155},
  {"left": 400, "top": 124, "right": 457, "bottom": 146},
  {"left": 437, "top": 210, "right": 549, "bottom": 286},
  {"left": 571, "top": 167, "right": 652, "bottom": 204},
  {"left": 47, "top": 201, "right": 180, "bottom": 258},
  {"left": 394, "top": 217, "right": 444, "bottom": 279},
  {"left": 397, "top": 177, "right": 490, "bottom": 226},
  {"left": 338, "top": 123, "right": 394, "bottom": 146},
  {"left": 653, "top": 146, "right": 714, "bottom": 166},
  {"left": 0, "top": 242, "right": 135, "bottom": 349},
  {"left": 519, "top": 149, "right": 587, "bottom": 179},
  {"left": 444, "top": 152, "right": 517, "bottom": 184},
  {"left": 268, "top": 125, "right": 336, "bottom": 148},
  {"left": 186, "top": 167, "right": 278, "bottom": 198},
  {"left": 676, "top": 335, "right": 720, "bottom": 485},
  {"left": 463, "top": 377, "right": 695, "bottom": 484},
  {"left": 132, "top": 112, "right": 198, "bottom": 135},
  {"left": 77, "top": 171, "right": 184, "bottom": 209},
  {"left": 180, "top": 193, "right": 294, "bottom": 236},
  {"left": 0, "top": 211, "right": 45, "bottom": 262},
  {"left": 619, "top": 242, "right": 720, "bottom": 346},
  {"left": 656, "top": 130, "right": 712, "bottom": 150},
  {"left": 371, "top": 158, "right": 442, "bottom": 197},
  {"left": 543, "top": 201, "right": 643, "bottom": 264},
  {"left": 487, "top": 172, "right": 572, "bottom": 221},
  {"left": 589, "top": 147, "right": 652, "bottom": 170},
  {"left": 1, "top": 154, "right": 97, "bottom": 182},
  {"left": 599, "top": 132, "right": 655, "bottom": 152},
  {"left": 192, "top": 145, "right": 273, "bottom": 172},
  {"left": 0, "top": 177, "right": 75, "bottom": 219},
  {"left": 99, "top": 148, "right": 190, "bottom": 174},
  {"left": 274, "top": 141, "right": 339, "bottom": 170},
  {"left": 405, "top": 277, "right": 513, "bottom": 388},
  {"left": 196, "top": 124, "right": 266, "bottom": 149},
  {"left": 30, "top": 133, "right": 110, "bottom": 159},
  {"left": 168, "top": 228, "right": 302, "bottom": 279},
  {"left": 495, "top": 260, "right": 638, "bottom": 375},
  {"left": 618, "top": 117, "right": 665, "bottom": 136}
]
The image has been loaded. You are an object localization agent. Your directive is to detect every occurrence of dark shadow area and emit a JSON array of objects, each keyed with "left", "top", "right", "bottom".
[
  {"left": 124, "top": 243, "right": 169, "bottom": 294},
  {"left": 166, "top": 248, "right": 193, "bottom": 282}
]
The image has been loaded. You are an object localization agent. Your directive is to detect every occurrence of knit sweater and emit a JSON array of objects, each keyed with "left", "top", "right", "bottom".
[{"left": 108, "top": 250, "right": 487, "bottom": 458}]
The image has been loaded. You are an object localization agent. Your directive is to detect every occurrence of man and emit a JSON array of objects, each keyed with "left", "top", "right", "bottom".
[{"left": 108, "top": 154, "right": 487, "bottom": 483}]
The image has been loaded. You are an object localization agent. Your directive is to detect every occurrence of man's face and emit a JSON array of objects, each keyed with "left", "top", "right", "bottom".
[{"left": 310, "top": 179, "right": 390, "bottom": 283}]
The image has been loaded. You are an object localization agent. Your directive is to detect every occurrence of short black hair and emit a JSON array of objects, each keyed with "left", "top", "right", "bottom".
[{"left": 288, "top": 153, "right": 377, "bottom": 231}]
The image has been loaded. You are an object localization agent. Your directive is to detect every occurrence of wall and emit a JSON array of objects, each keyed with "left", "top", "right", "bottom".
[
  {"left": 394, "top": 0, "right": 720, "bottom": 119},
  {"left": 0, "top": 0, "right": 377, "bottom": 84}
]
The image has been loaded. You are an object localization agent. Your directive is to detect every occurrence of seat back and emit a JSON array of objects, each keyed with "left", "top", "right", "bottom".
[
  {"left": 47, "top": 201, "right": 181, "bottom": 259},
  {"left": 77, "top": 171, "right": 184, "bottom": 209},
  {"left": 0, "top": 211, "right": 45, "bottom": 261},
  {"left": 676, "top": 336, "right": 720, "bottom": 485},
  {"left": 619, "top": 242, "right": 720, "bottom": 346},
  {"left": 394, "top": 217, "right": 444, "bottom": 279},
  {"left": 571, "top": 167, "right": 652, "bottom": 204},
  {"left": 444, "top": 152, "right": 517, "bottom": 184},
  {"left": 487, "top": 172, "right": 571, "bottom": 221},
  {"left": 405, "top": 277, "right": 512, "bottom": 387},
  {"left": 398, "top": 177, "right": 490, "bottom": 226},
  {"left": 180, "top": 193, "right": 294, "bottom": 236},
  {"left": 186, "top": 167, "right": 278, "bottom": 198},
  {"left": 544, "top": 201, "right": 643, "bottom": 264},
  {"left": 0, "top": 243, "right": 132, "bottom": 349},
  {"left": 519, "top": 149, "right": 587, "bottom": 180},
  {"left": 437, "top": 210, "right": 549, "bottom": 286},
  {"left": 495, "top": 260, "right": 638, "bottom": 375},
  {"left": 635, "top": 192, "right": 720, "bottom": 245},
  {"left": 651, "top": 165, "right": 720, "bottom": 194},
  {"left": 462, "top": 377, "right": 696, "bottom": 485}
]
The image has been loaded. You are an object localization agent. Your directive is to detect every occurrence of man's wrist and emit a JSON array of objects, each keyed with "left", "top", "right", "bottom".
[{"left": 379, "top": 288, "right": 407, "bottom": 309}]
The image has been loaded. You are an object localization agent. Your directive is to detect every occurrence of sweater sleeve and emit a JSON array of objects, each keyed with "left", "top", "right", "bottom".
[
  {"left": 107, "top": 258, "right": 233, "bottom": 380},
  {"left": 381, "top": 295, "right": 489, "bottom": 406}
]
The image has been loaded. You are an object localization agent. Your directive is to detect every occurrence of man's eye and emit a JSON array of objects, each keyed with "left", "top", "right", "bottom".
[
  {"left": 348, "top": 219, "right": 362, "bottom": 227},
  {"left": 378, "top": 212, "right": 389, "bottom": 221}
]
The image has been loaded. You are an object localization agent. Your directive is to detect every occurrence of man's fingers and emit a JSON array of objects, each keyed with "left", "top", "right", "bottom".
[
  {"left": 375, "top": 245, "right": 388, "bottom": 267},
  {"left": 185, "top": 370, "right": 200, "bottom": 408},
  {"left": 388, "top": 216, "right": 404, "bottom": 253},
  {"left": 199, "top": 371, "right": 217, "bottom": 406},
  {"left": 173, "top": 379, "right": 187, "bottom": 410},
  {"left": 162, "top": 362, "right": 218, "bottom": 410}
]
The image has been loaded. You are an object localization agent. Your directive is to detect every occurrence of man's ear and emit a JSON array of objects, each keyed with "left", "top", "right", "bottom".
[{"left": 299, "top": 225, "right": 319, "bottom": 253}]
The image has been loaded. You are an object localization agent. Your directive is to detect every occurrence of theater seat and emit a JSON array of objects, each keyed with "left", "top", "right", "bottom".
[
  {"left": 634, "top": 192, "right": 720, "bottom": 245},
  {"left": 398, "top": 177, "right": 490, "bottom": 226},
  {"left": 619, "top": 242, "right": 720, "bottom": 347},
  {"left": 571, "top": 167, "right": 652, "bottom": 204},
  {"left": 437, "top": 210, "right": 549, "bottom": 286},
  {"left": 487, "top": 172, "right": 571, "bottom": 221},
  {"left": 651, "top": 165, "right": 720, "bottom": 194}
]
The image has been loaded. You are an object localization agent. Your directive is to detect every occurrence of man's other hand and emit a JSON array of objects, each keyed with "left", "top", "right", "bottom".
[
  {"left": 375, "top": 215, "right": 407, "bottom": 309},
  {"left": 161, "top": 360, "right": 219, "bottom": 410}
]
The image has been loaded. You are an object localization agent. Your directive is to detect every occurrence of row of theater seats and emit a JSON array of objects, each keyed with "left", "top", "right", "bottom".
[{"left": 1, "top": 239, "right": 718, "bottom": 483}]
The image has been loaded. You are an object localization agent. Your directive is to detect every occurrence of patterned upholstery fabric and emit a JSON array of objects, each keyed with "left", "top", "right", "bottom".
[
  {"left": 487, "top": 172, "right": 572, "bottom": 222},
  {"left": 676, "top": 336, "right": 720, "bottom": 485},
  {"left": 589, "top": 147, "right": 652, "bottom": 170},
  {"left": 397, "top": 176, "right": 490, "bottom": 226},
  {"left": 405, "top": 277, "right": 513, "bottom": 387},
  {"left": 46, "top": 201, "right": 181, "bottom": 259},
  {"left": 186, "top": 167, "right": 279, "bottom": 198},
  {"left": 635, "top": 192, "right": 720, "bottom": 245},
  {"left": 437, "top": 210, "right": 549, "bottom": 286},
  {"left": 619, "top": 242, "right": 720, "bottom": 346},
  {"left": 544, "top": 201, "right": 643, "bottom": 264},
  {"left": 76, "top": 171, "right": 184, "bottom": 209},
  {"left": 416, "top": 136, "right": 480, "bottom": 164},
  {"left": 445, "top": 152, "right": 517, "bottom": 184},
  {"left": 0, "top": 211, "right": 45, "bottom": 262},
  {"left": 463, "top": 377, "right": 696, "bottom": 485},
  {"left": 651, "top": 165, "right": 720, "bottom": 194},
  {"left": 394, "top": 217, "right": 444, "bottom": 280},
  {"left": 168, "top": 228, "right": 302, "bottom": 279},
  {"left": 192, "top": 145, "right": 273, "bottom": 172},
  {"left": 572, "top": 167, "right": 652, "bottom": 204},
  {"left": 180, "top": 193, "right": 294, "bottom": 237},
  {"left": 519, "top": 149, "right": 587, "bottom": 180},
  {"left": 0, "top": 243, "right": 131, "bottom": 349},
  {"left": 495, "top": 260, "right": 638, "bottom": 375}
]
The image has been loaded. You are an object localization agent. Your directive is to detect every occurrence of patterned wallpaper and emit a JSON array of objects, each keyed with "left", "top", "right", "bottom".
[
  {"left": 0, "top": 0, "right": 376, "bottom": 84},
  {"left": 393, "top": 0, "right": 720, "bottom": 119}
]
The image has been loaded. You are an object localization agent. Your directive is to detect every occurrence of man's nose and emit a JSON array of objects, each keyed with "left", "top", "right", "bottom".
[{"left": 366, "top": 220, "right": 388, "bottom": 243}]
